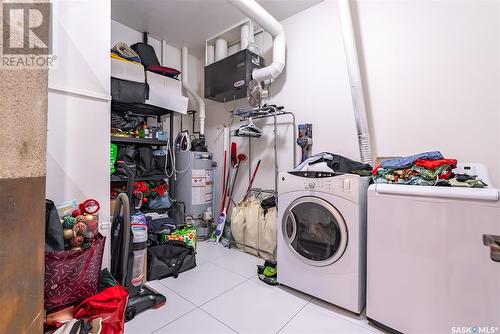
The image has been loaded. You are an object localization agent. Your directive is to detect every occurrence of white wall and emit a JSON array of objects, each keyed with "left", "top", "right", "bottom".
[
  {"left": 355, "top": 0, "right": 500, "bottom": 182},
  {"left": 47, "top": 0, "right": 111, "bottom": 267},
  {"left": 204, "top": 0, "right": 500, "bottom": 212}
]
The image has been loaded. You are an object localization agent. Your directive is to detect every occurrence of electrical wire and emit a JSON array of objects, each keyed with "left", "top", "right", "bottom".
[{"left": 165, "top": 132, "right": 194, "bottom": 181}]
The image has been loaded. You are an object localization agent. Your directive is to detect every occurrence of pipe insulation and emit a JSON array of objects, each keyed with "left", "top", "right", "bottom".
[
  {"left": 215, "top": 38, "right": 228, "bottom": 61},
  {"left": 181, "top": 47, "right": 205, "bottom": 136},
  {"left": 241, "top": 24, "right": 250, "bottom": 50},
  {"left": 229, "top": 0, "right": 285, "bottom": 81},
  {"left": 338, "top": 0, "right": 373, "bottom": 165}
]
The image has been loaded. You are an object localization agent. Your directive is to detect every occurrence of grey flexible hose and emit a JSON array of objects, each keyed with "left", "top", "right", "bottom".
[{"left": 113, "top": 193, "right": 131, "bottom": 286}]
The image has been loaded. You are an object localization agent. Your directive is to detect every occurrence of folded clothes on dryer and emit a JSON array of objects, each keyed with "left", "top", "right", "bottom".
[
  {"left": 380, "top": 151, "right": 444, "bottom": 169},
  {"left": 372, "top": 153, "right": 487, "bottom": 187}
]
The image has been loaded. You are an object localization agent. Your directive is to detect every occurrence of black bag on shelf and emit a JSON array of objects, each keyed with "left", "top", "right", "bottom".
[
  {"left": 147, "top": 241, "right": 196, "bottom": 280},
  {"left": 115, "top": 145, "right": 137, "bottom": 177},
  {"left": 131, "top": 43, "right": 180, "bottom": 79},
  {"left": 111, "top": 110, "right": 140, "bottom": 132},
  {"left": 130, "top": 43, "right": 160, "bottom": 67},
  {"left": 136, "top": 146, "right": 155, "bottom": 177},
  {"left": 151, "top": 149, "right": 167, "bottom": 176},
  {"left": 111, "top": 77, "right": 148, "bottom": 104}
]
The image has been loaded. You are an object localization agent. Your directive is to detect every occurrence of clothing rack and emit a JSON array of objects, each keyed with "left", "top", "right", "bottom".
[
  {"left": 231, "top": 105, "right": 296, "bottom": 194},
  {"left": 248, "top": 187, "right": 276, "bottom": 197}
]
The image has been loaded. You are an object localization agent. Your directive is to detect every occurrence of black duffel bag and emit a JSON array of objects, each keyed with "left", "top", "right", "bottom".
[{"left": 147, "top": 240, "right": 196, "bottom": 280}]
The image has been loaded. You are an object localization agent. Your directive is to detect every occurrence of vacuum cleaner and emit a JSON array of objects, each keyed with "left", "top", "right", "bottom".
[{"left": 111, "top": 163, "right": 166, "bottom": 321}]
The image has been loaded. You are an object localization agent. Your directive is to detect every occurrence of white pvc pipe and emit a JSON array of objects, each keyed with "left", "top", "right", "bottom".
[
  {"left": 241, "top": 24, "right": 250, "bottom": 50},
  {"left": 215, "top": 38, "right": 228, "bottom": 61},
  {"left": 229, "top": 0, "right": 285, "bottom": 81},
  {"left": 181, "top": 47, "right": 205, "bottom": 136},
  {"left": 207, "top": 44, "right": 215, "bottom": 65},
  {"left": 338, "top": 0, "right": 373, "bottom": 165}
]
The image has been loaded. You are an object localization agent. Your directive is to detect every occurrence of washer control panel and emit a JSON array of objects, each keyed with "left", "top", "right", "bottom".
[
  {"left": 304, "top": 179, "right": 333, "bottom": 191},
  {"left": 282, "top": 171, "right": 356, "bottom": 194},
  {"left": 288, "top": 171, "right": 341, "bottom": 178},
  {"left": 280, "top": 171, "right": 365, "bottom": 204}
]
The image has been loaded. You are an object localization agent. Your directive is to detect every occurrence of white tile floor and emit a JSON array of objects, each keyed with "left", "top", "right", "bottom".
[{"left": 125, "top": 241, "right": 387, "bottom": 334}]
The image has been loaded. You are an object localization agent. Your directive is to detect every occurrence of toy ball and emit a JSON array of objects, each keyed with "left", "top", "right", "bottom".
[
  {"left": 74, "top": 222, "right": 87, "bottom": 233},
  {"left": 82, "top": 240, "right": 92, "bottom": 250},
  {"left": 79, "top": 199, "right": 100, "bottom": 215},
  {"left": 71, "top": 209, "right": 82, "bottom": 217},
  {"left": 76, "top": 215, "right": 87, "bottom": 224},
  {"left": 86, "top": 220, "right": 98, "bottom": 232},
  {"left": 63, "top": 216, "right": 76, "bottom": 229},
  {"left": 70, "top": 235, "right": 84, "bottom": 247},
  {"left": 70, "top": 246, "right": 82, "bottom": 251},
  {"left": 63, "top": 229, "right": 74, "bottom": 240},
  {"left": 82, "top": 230, "right": 95, "bottom": 240}
]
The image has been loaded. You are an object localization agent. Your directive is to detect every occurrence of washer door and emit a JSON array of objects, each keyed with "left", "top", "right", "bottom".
[{"left": 283, "top": 196, "right": 348, "bottom": 266}]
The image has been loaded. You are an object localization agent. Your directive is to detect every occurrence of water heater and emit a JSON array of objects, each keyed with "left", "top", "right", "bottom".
[{"left": 174, "top": 151, "right": 214, "bottom": 236}]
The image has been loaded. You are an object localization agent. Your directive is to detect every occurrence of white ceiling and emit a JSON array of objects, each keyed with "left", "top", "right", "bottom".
[{"left": 111, "top": 0, "right": 323, "bottom": 54}]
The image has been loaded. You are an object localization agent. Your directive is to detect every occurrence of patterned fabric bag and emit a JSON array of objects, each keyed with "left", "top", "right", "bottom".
[{"left": 44, "top": 234, "right": 106, "bottom": 312}]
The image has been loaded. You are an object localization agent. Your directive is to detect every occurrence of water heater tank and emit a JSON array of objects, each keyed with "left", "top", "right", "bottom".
[{"left": 174, "top": 151, "right": 214, "bottom": 217}]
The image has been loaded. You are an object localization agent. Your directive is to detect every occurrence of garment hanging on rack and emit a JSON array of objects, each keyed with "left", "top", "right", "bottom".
[{"left": 231, "top": 118, "right": 262, "bottom": 138}]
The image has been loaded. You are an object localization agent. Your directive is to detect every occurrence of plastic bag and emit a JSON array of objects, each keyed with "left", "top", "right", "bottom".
[
  {"left": 110, "top": 144, "right": 117, "bottom": 175},
  {"left": 44, "top": 234, "right": 106, "bottom": 312}
]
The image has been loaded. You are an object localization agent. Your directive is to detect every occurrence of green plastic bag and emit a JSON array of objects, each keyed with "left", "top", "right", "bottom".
[{"left": 110, "top": 143, "right": 117, "bottom": 174}]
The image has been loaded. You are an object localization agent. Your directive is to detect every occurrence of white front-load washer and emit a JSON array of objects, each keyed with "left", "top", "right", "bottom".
[{"left": 277, "top": 171, "right": 370, "bottom": 314}]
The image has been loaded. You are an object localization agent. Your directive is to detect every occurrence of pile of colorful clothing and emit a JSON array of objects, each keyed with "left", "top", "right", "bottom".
[{"left": 372, "top": 151, "right": 487, "bottom": 188}]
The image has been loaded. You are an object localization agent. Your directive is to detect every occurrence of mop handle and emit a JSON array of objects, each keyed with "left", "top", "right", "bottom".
[
  {"left": 226, "top": 163, "right": 240, "bottom": 213},
  {"left": 220, "top": 151, "right": 227, "bottom": 212},
  {"left": 243, "top": 160, "right": 261, "bottom": 201}
]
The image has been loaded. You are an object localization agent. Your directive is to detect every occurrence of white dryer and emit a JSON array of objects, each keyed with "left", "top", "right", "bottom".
[
  {"left": 277, "top": 171, "right": 371, "bottom": 314},
  {"left": 367, "top": 163, "right": 500, "bottom": 333}
]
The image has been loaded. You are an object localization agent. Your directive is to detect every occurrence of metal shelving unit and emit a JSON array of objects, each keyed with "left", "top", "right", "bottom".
[
  {"left": 111, "top": 136, "right": 169, "bottom": 146},
  {"left": 111, "top": 100, "right": 176, "bottom": 210},
  {"left": 232, "top": 105, "right": 296, "bottom": 193}
]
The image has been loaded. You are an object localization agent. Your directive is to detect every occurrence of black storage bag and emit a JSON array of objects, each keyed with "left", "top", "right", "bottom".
[
  {"left": 151, "top": 149, "right": 166, "bottom": 176},
  {"left": 136, "top": 146, "right": 155, "bottom": 177},
  {"left": 111, "top": 110, "right": 140, "bottom": 132},
  {"left": 111, "top": 78, "right": 148, "bottom": 103},
  {"left": 147, "top": 241, "right": 196, "bottom": 280},
  {"left": 45, "top": 199, "right": 65, "bottom": 251},
  {"left": 115, "top": 145, "right": 137, "bottom": 177},
  {"left": 130, "top": 43, "right": 160, "bottom": 67}
]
